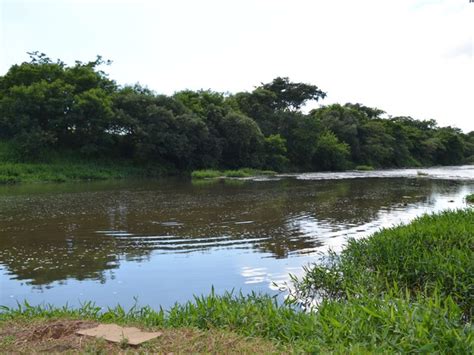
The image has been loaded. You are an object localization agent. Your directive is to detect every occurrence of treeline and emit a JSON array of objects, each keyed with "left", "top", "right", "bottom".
[{"left": 1, "top": 52, "right": 473, "bottom": 172}]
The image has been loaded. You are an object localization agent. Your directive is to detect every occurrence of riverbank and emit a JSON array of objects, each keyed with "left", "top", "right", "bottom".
[
  {"left": 0, "top": 160, "right": 173, "bottom": 184},
  {"left": 191, "top": 168, "right": 277, "bottom": 179},
  {"left": 1, "top": 209, "right": 472, "bottom": 353},
  {"left": 0, "top": 163, "right": 277, "bottom": 185}
]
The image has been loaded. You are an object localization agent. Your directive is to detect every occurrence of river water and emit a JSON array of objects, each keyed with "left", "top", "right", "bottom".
[{"left": 0, "top": 166, "right": 473, "bottom": 310}]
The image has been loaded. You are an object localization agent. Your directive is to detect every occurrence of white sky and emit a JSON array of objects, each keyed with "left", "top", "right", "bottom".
[{"left": 1, "top": 0, "right": 473, "bottom": 131}]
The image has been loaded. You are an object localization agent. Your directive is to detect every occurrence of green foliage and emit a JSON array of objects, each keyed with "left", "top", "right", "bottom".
[
  {"left": 466, "top": 194, "right": 474, "bottom": 203},
  {"left": 191, "top": 168, "right": 276, "bottom": 180},
  {"left": 291, "top": 209, "right": 474, "bottom": 319},
  {"left": 1, "top": 290, "right": 472, "bottom": 353},
  {"left": 314, "top": 104, "right": 363, "bottom": 162},
  {"left": 219, "top": 112, "right": 264, "bottom": 168},
  {"left": 259, "top": 76, "right": 326, "bottom": 111},
  {"left": 191, "top": 169, "right": 222, "bottom": 179},
  {"left": 0, "top": 158, "right": 170, "bottom": 184},
  {"left": 355, "top": 165, "right": 374, "bottom": 171},
  {"left": 263, "top": 134, "right": 288, "bottom": 171},
  {"left": 0, "top": 53, "right": 472, "bottom": 175},
  {"left": 313, "top": 131, "right": 351, "bottom": 171}
]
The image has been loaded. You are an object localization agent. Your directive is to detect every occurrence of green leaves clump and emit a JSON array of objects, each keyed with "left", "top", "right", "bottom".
[
  {"left": 292, "top": 209, "right": 474, "bottom": 319},
  {"left": 1, "top": 53, "right": 473, "bottom": 175}
]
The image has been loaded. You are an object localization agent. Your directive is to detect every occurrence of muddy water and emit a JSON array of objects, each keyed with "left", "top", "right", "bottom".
[{"left": 0, "top": 166, "right": 473, "bottom": 309}]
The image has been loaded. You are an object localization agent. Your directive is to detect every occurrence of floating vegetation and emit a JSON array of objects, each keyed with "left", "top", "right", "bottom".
[
  {"left": 191, "top": 168, "right": 276, "bottom": 180},
  {"left": 354, "top": 165, "right": 374, "bottom": 171}
]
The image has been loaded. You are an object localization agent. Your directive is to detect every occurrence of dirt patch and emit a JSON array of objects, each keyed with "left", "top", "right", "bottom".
[
  {"left": 0, "top": 318, "right": 284, "bottom": 353},
  {"left": 30, "top": 320, "right": 96, "bottom": 340}
]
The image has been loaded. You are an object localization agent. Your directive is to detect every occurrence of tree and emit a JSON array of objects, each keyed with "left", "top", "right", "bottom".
[
  {"left": 0, "top": 53, "right": 470, "bottom": 170},
  {"left": 313, "top": 131, "right": 350, "bottom": 171},
  {"left": 220, "top": 112, "right": 264, "bottom": 168},
  {"left": 282, "top": 113, "right": 321, "bottom": 170},
  {"left": 263, "top": 134, "right": 288, "bottom": 171},
  {"left": 260, "top": 77, "right": 326, "bottom": 111},
  {"left": 313, "top": 104, "right": 363, "bottom": 162},
  {"left": 359, "top": 120, "right": 396, "bottom": 167},
  {"left": 0, "top": 52, "right": 117, "bottom": 156}
]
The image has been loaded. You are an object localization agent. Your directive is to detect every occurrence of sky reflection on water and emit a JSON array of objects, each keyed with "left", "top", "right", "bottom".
[{"left": 0, "top": 166, "right": 473, "bottom": 309}]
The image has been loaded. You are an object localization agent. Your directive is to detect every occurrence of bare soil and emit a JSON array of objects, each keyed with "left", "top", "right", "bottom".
[{"left": 0, "top": 318, "right": 283, "bottom": 353}]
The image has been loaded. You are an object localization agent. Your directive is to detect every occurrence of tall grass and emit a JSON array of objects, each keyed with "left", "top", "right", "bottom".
[
  {"left": 290, "top": 209, "right": 474, "bottom": 319},
  {"left": 0, "top": 140, "right": 172, "bottom": 184},
  {"left": 0, "top": 161, "right": 171, "bottom": 184},
  {"left": 1, "top": 290, "right": 472, "bottom": 353}
]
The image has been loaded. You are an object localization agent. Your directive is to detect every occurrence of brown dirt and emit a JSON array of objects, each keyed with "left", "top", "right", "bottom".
[{"left": 0, "top": 319, "right": 284, "bottom": 353}]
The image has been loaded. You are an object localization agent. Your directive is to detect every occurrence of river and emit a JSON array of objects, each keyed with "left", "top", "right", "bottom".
[{"left": 0, "top": 165, "right": 473, "bottom": 310}]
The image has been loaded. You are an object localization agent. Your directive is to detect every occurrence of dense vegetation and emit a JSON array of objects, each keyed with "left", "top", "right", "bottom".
[
  {"left": 1, "top": 52, "right": 473, "bottom": 177},
  {"left": 290, "top": 209, "right": 474, "bottom": 319},
  {"left": 191, "top": 168, "right": 275, "bottom": 179},
  {"left": 1, "top": 209, "right": 473, "bottom": 352}
]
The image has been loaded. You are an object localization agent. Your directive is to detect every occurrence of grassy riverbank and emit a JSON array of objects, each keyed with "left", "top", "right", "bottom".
[
  {"left": 0, "top": 141, "right": 173, "bottom": 184},
  {"left": 1, "top": 209, "right": 473, "bottom": 353},
  {"left": 0, "top": 160, "right": 171, "bottom": 184},
  {"left": 0, "top": 163, "right": 277, "bottom": 185},
  {"left": 191, "top": 168, "right": 277, "bottom": 179}
]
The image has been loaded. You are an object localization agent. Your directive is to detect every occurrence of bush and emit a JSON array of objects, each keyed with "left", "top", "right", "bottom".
[
  {"left": 191, "top": 169, "right": 222, "bottom": 179},
  {"left": 355, "top": 165, "right": 374, "bottom": 171},
  {"left": 290, "top": 209, "right": 474, "bottom": 319}
]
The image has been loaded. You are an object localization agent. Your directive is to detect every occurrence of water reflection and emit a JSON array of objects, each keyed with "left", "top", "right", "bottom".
[{"left": 0, "top": 167, "right": 473, "bottom": 308}]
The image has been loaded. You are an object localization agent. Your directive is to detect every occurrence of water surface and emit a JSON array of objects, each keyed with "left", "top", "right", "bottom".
[{"left": 1, "top": 166, "right": 473, "bottom": 309}]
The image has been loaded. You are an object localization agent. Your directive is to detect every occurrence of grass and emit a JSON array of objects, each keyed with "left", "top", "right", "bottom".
[
  {"left": 1, "top": 209, "right": 473, "bottom": 352},
  {"left": 291, "top": 209, "right": 474, "bottom": 319},
  {"left": 0, "top": 141, "right": 173, "bottom": 184},
  {"left": 0, "top": 290, "right": 471, "bottom": 353},
  {"left": 0, "top": 139, "right": 176, "bottom": 185},
  {"left": 191, "top": 168, "right": 277, "bottom": 179},
  {"left": 0, "top": 318, "right": 281, "bottom": 353},
  {"left": 0, "top": 161, "right": 170, "bottom": 185},
  {"left": 354, "top": 165, "right": 374, "bottom": 171},
  {"left": 466, "top": 194, "right": 474, "bottom": 203}
]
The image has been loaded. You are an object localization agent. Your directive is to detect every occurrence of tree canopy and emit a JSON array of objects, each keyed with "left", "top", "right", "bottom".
[{"left": 0, "top": 53, "right": 472, "bottom": 171}]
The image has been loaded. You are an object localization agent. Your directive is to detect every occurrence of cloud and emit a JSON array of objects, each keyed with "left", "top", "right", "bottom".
[
  {"left": 446, "top": 40, "right": 473, "bottom": 59},
  {"left": 1, "top": 0, "right": 473, "bottom": 131}
]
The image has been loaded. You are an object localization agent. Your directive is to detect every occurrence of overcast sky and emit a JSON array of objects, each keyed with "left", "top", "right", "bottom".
[{"left": 1, "top": 0, "right": 473, "bottom": 131}]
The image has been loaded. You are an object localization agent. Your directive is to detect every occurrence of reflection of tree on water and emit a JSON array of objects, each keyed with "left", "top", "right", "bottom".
[
  {"left": 0, "top": 228, "right": 154, "bottom": 287},
  {"left": 228, "top": 179, "right": 434, "bottom": 258},
  {"left": 0, "top": 177, "right": 457, "bottom": 286}
]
